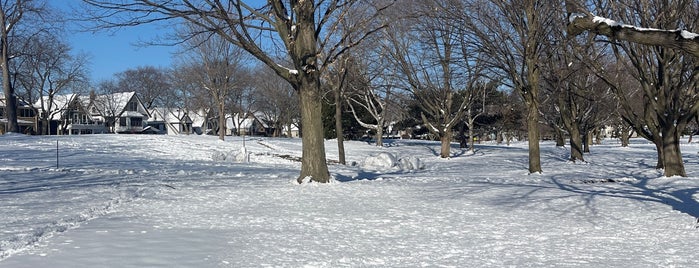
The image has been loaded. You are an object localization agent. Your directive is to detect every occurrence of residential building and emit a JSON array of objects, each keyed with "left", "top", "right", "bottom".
[
  {"left": 147, "top": 108, "right": 194, "bottom": 135},
  {"left": 0, "top": 94, "right": 38, "bottom": 134},
  {"left": 87, "top": 92, "right": 150, "bottom": 134}
]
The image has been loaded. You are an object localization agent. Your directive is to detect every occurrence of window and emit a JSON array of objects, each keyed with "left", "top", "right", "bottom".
[
  {"left": 0, "top": 107, "right": 4, "bottom": 117},
  {"left": 131, "top": 117, "right": 142, "bottom": 128},
  {"left": 126, "top": 101, "right": 138, "bottom": 112},
  {"left": 19, "top": 108, "right": 35, "bottom": 117},
  {"left": 119, "top": 117, "right": 127, "bottom": 126}
]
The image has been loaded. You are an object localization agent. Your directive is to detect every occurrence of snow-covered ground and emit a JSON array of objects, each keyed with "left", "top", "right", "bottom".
[{"left": 1, "top": 133, "right": 699, "bottom": 267}]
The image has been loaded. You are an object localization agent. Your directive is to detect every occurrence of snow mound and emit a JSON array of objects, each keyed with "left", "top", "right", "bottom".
[
  {"left": 211, "top": 147, "right": 250, "bottom": 163},
  {"left": 361, "top": 152, "right": 424, "bottom": 172}
]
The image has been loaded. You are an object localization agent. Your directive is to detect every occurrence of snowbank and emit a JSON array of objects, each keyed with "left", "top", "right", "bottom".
[{"left": 361, "top": 152, "right": 424, "bottom": 172}]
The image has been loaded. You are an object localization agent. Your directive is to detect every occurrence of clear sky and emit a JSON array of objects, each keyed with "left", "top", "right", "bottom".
[
  {"left": 68, "top": 25, "right": 178, "bottom": 83},
  {"left": 55, "top": 1, "right": 178, "bottom": 83}
]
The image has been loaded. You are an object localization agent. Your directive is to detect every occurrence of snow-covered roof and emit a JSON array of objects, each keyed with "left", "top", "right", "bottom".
[
  {"left": 34, "top": 94, "right": 79, "bottom": 121},
  {"left": 91, "top": 92, "right": 136, "bottom": 116},
  {"left": 188, "top": 109, "right": 209, "bottom": 128},
  {"left": 90, "top": 92, "right": 148, "bottom": 119},
  {"left": 227, "top": 113, "right": 270, "bottom": 130},
  {"left": 148, "top": 108, "right": 192, "bottom": 124}
]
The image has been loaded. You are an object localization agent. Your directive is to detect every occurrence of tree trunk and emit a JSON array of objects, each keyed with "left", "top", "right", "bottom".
[
  {"left": 526, "top": 104, "right": 542, "bottom": 173},
  {"left": 583, "top": 131, "right": 591, "bottom": 153},
  {"left": 458, "top": 123, "right": 468, "bottom": 148},
  {"left": 1, "top": 35, "right": 18, "bottom": 133},
  {"left": 569, "top": 127, "right": 584, "bottom": 162},
  {"left": 661, "top": 125, "right": 686, "bottom": 177},
  {"left": 375, "top": 118, "right": 384, "bottom": 147},
  {"left": 468, "top": 118, "right": 476, "bottom": 154},
  {"left": 440, "top": 132, "right": 452, "bottom": 158},
  {"left": 293, "top": 0, "right": 330, "bottom": 183},
  {"left": 334, "top": 87, "right": 346, "bottom": 165},
  {"left": 653, "top": 138, "right": 664, "bottom": 169},
  {"left": 620, "top": 128, "right": 630, "bottom": 147},
  {"left": 218, "top": 101, "right": 225, "bottom": 141},
  {"left": 554, "top": 126, "right": 566, "bottom": 147},
  {"left": 296, "top": 76, "right": 330, "bottom": 183}
]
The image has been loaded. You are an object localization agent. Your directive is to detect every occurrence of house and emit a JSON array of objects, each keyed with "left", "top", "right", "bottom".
[
  {"left": 1, "top": 93, "right": 38, "bottom": 134},
  {"left": 34, "top": 94, "right": 106, "bottom": 135},
  {"left": 227, "top": 112, "right": 273, "bottom": 136},
  {"left": 87, "top": 92, "right": 150, "bottom": 134},
  {"left": 147, "top": 108, "right": 194, "bottom": 135}
]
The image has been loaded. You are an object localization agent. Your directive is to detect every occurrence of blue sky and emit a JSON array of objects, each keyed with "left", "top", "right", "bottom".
[
  {"left": 68, "top": 24, "right": 178, "bottom": 83},
  {"left": 55, "top": 1, "right": 178, "bottom": 83}
]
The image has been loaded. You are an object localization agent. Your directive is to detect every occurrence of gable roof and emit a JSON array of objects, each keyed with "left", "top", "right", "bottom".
[
  {"left": 148, "top": 108, "right": 192, "bottom": 124},
  {"left": 89, "top": 92, "right": 148, "bottom": 119}
]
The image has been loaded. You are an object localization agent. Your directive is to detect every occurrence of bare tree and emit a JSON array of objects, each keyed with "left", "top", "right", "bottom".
[
  {"left": 15, "top": 31, "right": 88, "bottom": 135},
  {"left": 178, "top": 26, "right": 248, "bottom": 141},
  {"left": 82, "top": 0, "right": 393, "bottom": 183},
  {"left": 460, "top": 0, "right": 558, "bottom": 172},
  {"left": 540, "top": 19, "right": 616, "bottom": 162},
  {"left": 114, "top": 66, "right": 171, "bottom": 109},
  {"left": 343, "top": 52, "right": 399, "bottom": 148},
  {"left": 382, "top": 1, "right": 479, "bottom": 158},
  {"left": 1, "top": 0, "right": 45, "bottom": 133},
  {"left": 253, "top": 63, "right": 299, "bottom": 138}
]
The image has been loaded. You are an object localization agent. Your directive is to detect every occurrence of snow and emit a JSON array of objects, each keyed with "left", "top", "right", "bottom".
[
  {"left": 2, "top": 134, "right": 699, "bottom": 267},
  {"left": 593, "top": 16, "right": 622, "bottom": 27},
  {"left": 682, "top": 30, "right": 699, "bottom": 39},
  {"left": 592, "top": 15, "right": 699, "bottom": 40}
]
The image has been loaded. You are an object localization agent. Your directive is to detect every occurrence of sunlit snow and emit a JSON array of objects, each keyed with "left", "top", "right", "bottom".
[{"left": 1, "top": 134, "right": 699, "bottom": 267}]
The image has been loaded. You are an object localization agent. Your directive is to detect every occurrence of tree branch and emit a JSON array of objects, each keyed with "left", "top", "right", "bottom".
[{"left": 567, "top": 12, "right": 699, "bottom": 58}]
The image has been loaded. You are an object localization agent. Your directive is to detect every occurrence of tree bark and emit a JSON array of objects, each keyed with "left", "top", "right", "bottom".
[
  {"left": 566, "top": 11, "right": 699, "bottom": 58},
  {"left": 218, "top": 101, "right": 225, "bottom": 141},
  {"left": 569, "top": 127, "right": 584, "bottom": 162},
  {"left": 619, "top": 128, "right": 630, "bottom": 147},
  {"left": 1, "top": 28, "right": 18, "bottom": 133},
  {"left": 583, "top": 131, "right": 591, "bottom": 153},
  {"left": 297, "top": 77, "right": 330, "bottom": 183},
  {"left": 526, "top": 102, "right": 542, "bottom": 173},
  {"left": 661, "top": 124, "right": 686, "bottom": 177},
  {"left": 334, "top": 85, "right": 346, "bottom": 165},
  {"left": 440, "top": 132, "right": 452, "bottom": 158},
  {"left": 554, "top": 126, "right": 566, "bottom": 147},
  {"left": 653, "top": 138, "right": 664, "bottom": 170}
]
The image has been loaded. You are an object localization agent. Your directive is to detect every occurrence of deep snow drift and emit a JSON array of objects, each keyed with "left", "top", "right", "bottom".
[{"left": 1, "top": 134, "right": 699, "bottom": 267}]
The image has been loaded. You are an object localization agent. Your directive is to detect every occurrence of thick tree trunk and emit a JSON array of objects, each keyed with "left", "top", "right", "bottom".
[
  {"left": 1, "top": 38, "right": 18, "bottom": 133},
  {"left": 569, "top": 127, "right": 584, "bottom": 162},
  {"left": 296, "top": 77, "right": 330, "bottom": 183},
  {"left": 440, "top": 132, "right": 452, "bottom": 158},
  {"left": 653, "top": 138, "right": 664, "bottom": 169},
  {"left": 662, "top": 125, "right": 686, "bottom": 177},
  {"left": 583, "top": 131, "right": 591, "bottom": 153},
  {"left": 334, "top": 88, "right": 346, "bottom": 165}
]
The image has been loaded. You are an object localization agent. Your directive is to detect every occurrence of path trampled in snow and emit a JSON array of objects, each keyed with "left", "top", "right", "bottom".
[{"left": 1, "top": 134, "right": 698, "bottom": 267}]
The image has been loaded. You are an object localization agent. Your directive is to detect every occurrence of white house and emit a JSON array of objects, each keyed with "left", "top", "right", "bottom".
[
  {"left": 147, "top": 108, "right": 194, "bottom": 135},
  {"left": 86, "top": 92, "right": 150, "bottom": 134}
]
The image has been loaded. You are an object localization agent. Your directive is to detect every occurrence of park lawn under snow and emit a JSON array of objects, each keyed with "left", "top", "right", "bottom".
[{"left": 1, "top": 134, "right": 699, "bottom": 267}]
